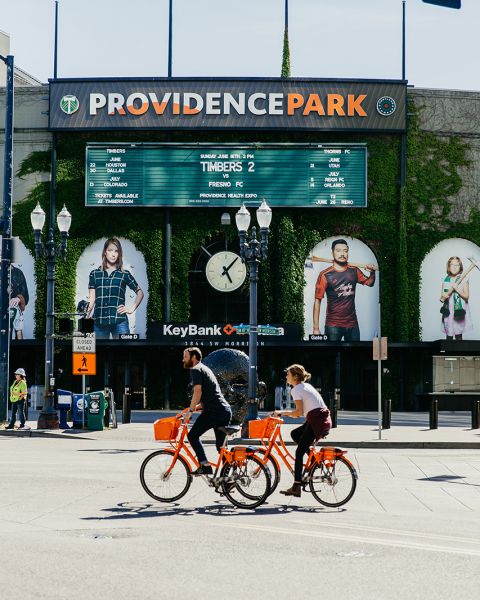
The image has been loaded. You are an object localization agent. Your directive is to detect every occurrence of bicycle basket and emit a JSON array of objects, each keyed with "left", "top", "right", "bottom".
[
  {"left": 248, "top": 418, "right": 275, "bottom": 439},
  {"left": 153, "top": 416, "right": 180, "bottom": 441}
]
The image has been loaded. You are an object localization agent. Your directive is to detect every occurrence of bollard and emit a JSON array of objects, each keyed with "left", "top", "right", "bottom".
[
  {"left": 331, "top": 390, "right": 339, "bottom": 429},
  {"left": 382, "top": 399, "right": 392, "bottom": 429},
  {"left": 429, "top": 398, "right": 438, "bottom": 429},
  {"left": 472, "top": 400, "right": 480, "bottom": 430},
  {"left": 122, "top": 386, "right": 131, "bottom": 424},
  {"left": 103, "top": 388, "right": 110, "bottom": 428}
]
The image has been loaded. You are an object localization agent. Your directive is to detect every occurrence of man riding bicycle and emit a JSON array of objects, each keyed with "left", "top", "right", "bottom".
[{"left": 182, "top": 347, "right": 232, "bottom": 476}]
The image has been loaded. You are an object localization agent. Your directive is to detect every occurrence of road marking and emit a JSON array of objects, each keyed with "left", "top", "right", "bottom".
[
  {"left": 291, "top": 518, "right": 480, "bottom": 546},
  {"left": 212, "top": 522, "right": 480, "bottom": 557}
]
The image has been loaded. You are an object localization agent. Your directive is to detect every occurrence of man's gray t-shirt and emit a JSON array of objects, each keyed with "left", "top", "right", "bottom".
[{"left": 190, "top": 363, "right": 230, "bottom": 415}]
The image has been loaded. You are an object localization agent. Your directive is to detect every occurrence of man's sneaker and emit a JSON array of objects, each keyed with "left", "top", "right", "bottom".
[
  {"left": 4, "top": 425, "right": 14, "bottom": 430},
  {"left": 192, "top": 465, "right": 213, "bottom": 476}
]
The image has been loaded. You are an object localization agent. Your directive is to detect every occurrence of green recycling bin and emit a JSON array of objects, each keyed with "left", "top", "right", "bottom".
[{"left": 86, "top": 391, "right": 107, "bottom": 431}]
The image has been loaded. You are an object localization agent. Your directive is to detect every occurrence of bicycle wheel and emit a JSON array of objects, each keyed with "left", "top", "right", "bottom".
[
  {"left": 220, "top": 455, "right": 271, "bottom": 509},
  {"left": 140, "top": 450, "right": 192, "bottom": 503},
  {"left": 255, "top": 448, "right": 281, "bottom": 495},
  {"left": 308, "top": 455, "right": 357, "bottom": 507}
]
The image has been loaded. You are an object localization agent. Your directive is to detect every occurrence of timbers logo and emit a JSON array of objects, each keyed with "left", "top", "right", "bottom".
[{"left": 60, "top": 95, "right": 80, "bottom": 115}]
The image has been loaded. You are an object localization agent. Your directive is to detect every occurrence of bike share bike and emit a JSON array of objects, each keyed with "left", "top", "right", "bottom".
[
  {"left": 140, "top": 409, "right": 271, "bottom": 509},
  {"left": 249, "top": 415, "right": 358, "bottom": 507}
]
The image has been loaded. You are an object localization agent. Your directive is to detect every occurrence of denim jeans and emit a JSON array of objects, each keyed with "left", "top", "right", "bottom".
[
  {"left": 187, "top": 410, "right": 231, "bottom": 464},
  {"left": 94, "top": 320, "right": 130, "bottom": 339},
  {"left": 9, "top": 399, "right": 26, "bottom": 428},
  {"left": 325, "top": 325, "right": 360, "bottom": 342}
]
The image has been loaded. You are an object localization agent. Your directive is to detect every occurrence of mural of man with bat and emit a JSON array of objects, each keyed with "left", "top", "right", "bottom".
[{"left": 312, "top": 239, "right": 377, "bottom": 341}]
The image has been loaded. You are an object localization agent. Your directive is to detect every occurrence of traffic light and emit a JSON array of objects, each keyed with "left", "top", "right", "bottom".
[{"left": 422, "top": 1, "right": 461, "bottom": 8}]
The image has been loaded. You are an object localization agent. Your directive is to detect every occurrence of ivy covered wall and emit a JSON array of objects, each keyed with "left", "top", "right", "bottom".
[{"left": 12, "top": 99, "right": 472, "bottom": 343}]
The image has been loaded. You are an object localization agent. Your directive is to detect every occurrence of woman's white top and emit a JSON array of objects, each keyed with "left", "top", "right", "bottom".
[{"left": 291, "top": 382, "right": 327, "bottom": 416}]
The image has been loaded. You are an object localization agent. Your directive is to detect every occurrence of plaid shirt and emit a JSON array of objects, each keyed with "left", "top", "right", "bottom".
[{"left": 89, "top": 268, "right": 139, "bottom": 325}]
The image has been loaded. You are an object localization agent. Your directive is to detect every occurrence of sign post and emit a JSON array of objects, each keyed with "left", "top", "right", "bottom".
[{"left": 72, "top": 334, "right": 96, "bottom": 428}]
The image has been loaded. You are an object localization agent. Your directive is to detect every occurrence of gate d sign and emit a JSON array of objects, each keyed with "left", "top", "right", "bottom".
[{"left": 72, "top": 335, "right": 96, "bottom": 354}]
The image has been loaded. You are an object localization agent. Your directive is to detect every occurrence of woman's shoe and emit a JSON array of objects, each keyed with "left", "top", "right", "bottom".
[
  {"left": 192, "top": 465, "right": 213, "bottom": 476},
  {"left": 280, "top": 483, "right": 301, "bottom": 497}
]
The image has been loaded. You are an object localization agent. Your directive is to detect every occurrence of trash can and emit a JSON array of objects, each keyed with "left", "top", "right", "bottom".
[
  {"left": 72, "top": 393, "right": 87, "bottom": 429},
  {"left": 57, "top": 389, "right": 72, "bottom": 429},
  {"left": 87, "top": 391, "right": 107, "bottom": 431}
]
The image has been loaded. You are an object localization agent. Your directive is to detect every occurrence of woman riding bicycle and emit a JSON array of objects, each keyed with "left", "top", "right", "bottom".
[{"left": 276, "top": 364, "right": 332, "bottom": 498}]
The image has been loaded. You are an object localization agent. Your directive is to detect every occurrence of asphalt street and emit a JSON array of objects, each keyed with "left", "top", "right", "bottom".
[{"left": 1, "top": 429, "right": 479, "bottom": 600}]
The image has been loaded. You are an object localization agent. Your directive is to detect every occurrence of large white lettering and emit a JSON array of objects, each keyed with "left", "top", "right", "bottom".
[
  {"left": 90, "top": 93, "right": 106, "bottom": 115},
  {"left": 247, "top": 93, "right": 267, "bottom": 115}
]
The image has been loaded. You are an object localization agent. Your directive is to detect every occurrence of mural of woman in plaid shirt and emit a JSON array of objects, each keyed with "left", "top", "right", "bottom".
[{"left": 86, "top": 238, "right": 144, "bottom": 339}]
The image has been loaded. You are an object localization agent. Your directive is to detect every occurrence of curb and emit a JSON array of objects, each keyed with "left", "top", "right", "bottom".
[{"left": 2, "top": 430, "right": 480, "bottom": 449}]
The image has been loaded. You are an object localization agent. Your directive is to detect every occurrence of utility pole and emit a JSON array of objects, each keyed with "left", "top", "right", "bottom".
[{"left": 0, "top": 53, "right": 14, "bottom": 423}]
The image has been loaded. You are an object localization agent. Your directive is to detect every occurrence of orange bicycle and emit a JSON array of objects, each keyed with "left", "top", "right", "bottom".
[
  {"left": 249, "top": 415, "right": 358, "bottom": 507},
  {"left": 140, "top": 409, "right": 271, "bottom": 509}
]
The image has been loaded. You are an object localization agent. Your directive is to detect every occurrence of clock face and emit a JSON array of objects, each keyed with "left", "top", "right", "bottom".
[{"left": 205, "top": 251, "right": 247, "bottom": 292}]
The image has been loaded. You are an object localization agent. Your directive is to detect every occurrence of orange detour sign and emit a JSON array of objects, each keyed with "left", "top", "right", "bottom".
[{"left": 73, "top": 352, "right": 96, "bottom": 375}]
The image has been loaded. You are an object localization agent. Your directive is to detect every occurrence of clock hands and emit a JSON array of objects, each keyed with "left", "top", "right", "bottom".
[{"left": 221, "top": 256, "right": 239, "bottom": 284}]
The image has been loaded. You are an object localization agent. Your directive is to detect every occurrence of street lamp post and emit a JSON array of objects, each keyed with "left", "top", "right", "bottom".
[
  {"left": 235, "top": 199, "right": 272, "bottom": 435},
  {"left": 31, "top": 202, "right": 72, "bottom": 429}
]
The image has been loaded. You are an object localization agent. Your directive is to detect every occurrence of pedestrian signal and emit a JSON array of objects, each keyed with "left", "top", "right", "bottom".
[
  {"left": 58, "top": 317, "right": 73, "bottom": 335},
  {"left": 78, "top": 318, "right": 95, "bottom": 334}
]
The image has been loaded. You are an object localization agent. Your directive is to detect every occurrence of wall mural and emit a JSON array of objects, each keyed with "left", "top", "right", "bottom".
[
  {"left": 10, "top": 239, "right": 36, "bottom": 340},
  {"left": 420, "top": 238, "right": 480, "bottom": 341},
  {"left": 75, "top": 237, "right": 149, "bottom": 339},
  {"left": 303, "top": 236, "right": 379, "bottom": 341}
]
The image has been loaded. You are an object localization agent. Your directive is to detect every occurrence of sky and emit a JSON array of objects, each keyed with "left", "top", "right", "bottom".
[{"left": 0, "top": 0, "right": 478, "bottom": 91}]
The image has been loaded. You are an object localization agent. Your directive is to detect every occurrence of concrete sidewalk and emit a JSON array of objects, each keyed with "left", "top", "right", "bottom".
[{"left": 2, "top": 410, "right": 480, "bottom": 448}]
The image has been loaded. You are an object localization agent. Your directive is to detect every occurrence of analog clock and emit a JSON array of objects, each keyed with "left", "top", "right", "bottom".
[{"left": 205, "top": 251, "right": 247, "bottom": 292}]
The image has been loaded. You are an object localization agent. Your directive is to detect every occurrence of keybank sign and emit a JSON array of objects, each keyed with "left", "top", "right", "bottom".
[
  {"left": 164, "top": 324, "right": 224, "bottom": 337},
  {"left": 161, "top": 324, "right": 285, "bottom": 337},
  {"left": 49, "top": 78, "right": 406, "bottom": 132}
]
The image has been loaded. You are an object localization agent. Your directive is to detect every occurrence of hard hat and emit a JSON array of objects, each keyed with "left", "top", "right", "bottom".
[{"left": 14, "top": 368, "right": 26, "bottom": 376}]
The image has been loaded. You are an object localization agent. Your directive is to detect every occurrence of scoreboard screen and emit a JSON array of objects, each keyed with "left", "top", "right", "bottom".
[{"left": 85, "top": 144, "right": 367, "bottom": 208}]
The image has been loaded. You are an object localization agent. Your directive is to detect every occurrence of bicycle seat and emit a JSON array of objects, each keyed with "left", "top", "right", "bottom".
[{"left": 218, "top": 425, "right": 241, "bottom": 436}]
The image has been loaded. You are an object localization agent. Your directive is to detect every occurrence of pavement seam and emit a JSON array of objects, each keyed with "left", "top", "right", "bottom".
[
  {"left": 405, "top": 488, "right": 433, "bottom": 512},
  {"left": 366, "top": 487, "right": 387, "bottom": 512},
  {"left": 439, "top": 486, "right": 474, "bottom": 511}
]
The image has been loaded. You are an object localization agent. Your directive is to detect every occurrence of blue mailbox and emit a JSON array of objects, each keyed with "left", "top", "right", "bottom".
[{"left": 57, "top": 389, "right": 72, "bottom": 429}]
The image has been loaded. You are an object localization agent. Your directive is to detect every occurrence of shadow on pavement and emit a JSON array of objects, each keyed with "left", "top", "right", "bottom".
[
  {"left": 81, "top": 500, "right": 344, "bottom": 521},
  {"left": 0, "top": 430, "right": 95, "bottom": 440},
  {"left": 77, "top": 448, "right": 153, "bottom": 454},
  {"left": 417, "top": 474, "right": 480, "bottom": 487}
]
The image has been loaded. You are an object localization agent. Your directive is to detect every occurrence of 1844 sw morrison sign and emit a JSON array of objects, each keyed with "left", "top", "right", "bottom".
[{"left": 49, "top": 78, "right": 406, "bottom": 132}]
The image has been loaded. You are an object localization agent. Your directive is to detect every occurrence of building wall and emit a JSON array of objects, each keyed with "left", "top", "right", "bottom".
[
  {"left": 0, "top": 86, "right": 50, "bottom": 207},
  {"left": 0, "top": 31, "right": 8, "bottom": 86},
  {"left": 409, "top": 88, "right": 480, "bottom": 223}
]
